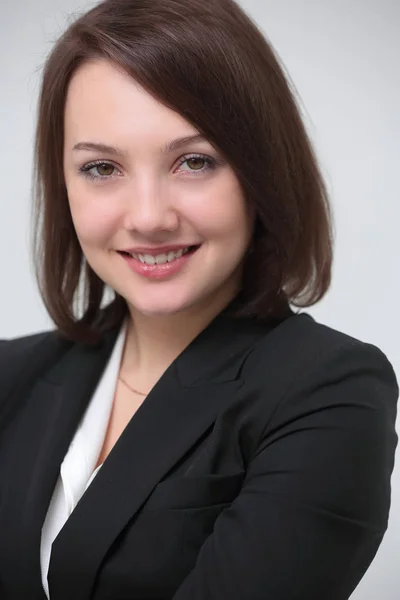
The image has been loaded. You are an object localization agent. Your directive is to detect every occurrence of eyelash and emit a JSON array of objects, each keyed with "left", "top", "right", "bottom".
[{"left": 78, "top": 153, "right": 218, "bottom": 181}]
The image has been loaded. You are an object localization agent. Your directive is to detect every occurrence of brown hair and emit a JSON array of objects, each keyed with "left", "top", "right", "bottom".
[{"left": 32, "top": 0, "right": 334, "bottom": 344}]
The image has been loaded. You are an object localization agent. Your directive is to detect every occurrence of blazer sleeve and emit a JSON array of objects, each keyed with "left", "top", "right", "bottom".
[{"left": 172, "top": 341, "right": 399, "bottom": 600}]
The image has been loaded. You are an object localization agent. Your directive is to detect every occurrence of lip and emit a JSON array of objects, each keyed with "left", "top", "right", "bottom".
[
  {"left": 119, "top": 244, "right": 200, "bottom": 256},
  {"left": 119, "top": 244, "right": 200, "bottom": 280}
]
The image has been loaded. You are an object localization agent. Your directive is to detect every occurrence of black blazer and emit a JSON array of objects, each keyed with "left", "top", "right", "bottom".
[{"left": 0, "top": 311, "right": 398, "bottom": 600}]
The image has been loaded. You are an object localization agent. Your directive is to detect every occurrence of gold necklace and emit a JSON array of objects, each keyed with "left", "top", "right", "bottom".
[{"left": 119, "top": 374, "right": 148, "bottom": 396}]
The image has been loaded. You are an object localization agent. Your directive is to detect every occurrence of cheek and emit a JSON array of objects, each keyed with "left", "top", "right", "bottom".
[
  {"left": 68, "top": 191, "right": 118, "bottom": 247},
  {"left": 187, "top": 183, "right": 252, "bottom": 243}
]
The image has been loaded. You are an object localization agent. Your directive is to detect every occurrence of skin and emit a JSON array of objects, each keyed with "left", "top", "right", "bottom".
[{"left": 63, "top": 59, "right": 255, "bottom": 384}]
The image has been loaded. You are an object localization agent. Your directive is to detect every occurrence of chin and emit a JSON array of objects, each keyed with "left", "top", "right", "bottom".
[
  {"left": 136, "top": 307, "right": 183, "bottom": 317},
  {"left": 126, "top": 298, "right": 194, "bottom": 318}
]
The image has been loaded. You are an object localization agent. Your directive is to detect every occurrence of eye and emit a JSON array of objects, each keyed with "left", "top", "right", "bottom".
[
  {"left": 79, "top": 161, "right": 121, "bottom": 181},
  {"left": 78, "top": 153, "right": 220, "bottom": 182},
  {"left": 176, "top": 154, "right": 218, "bottom": 176}
]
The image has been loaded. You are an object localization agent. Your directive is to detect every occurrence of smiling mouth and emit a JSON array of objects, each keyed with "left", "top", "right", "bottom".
[{"left": 119, "top": 245, "right": 200, "bottom": 265}]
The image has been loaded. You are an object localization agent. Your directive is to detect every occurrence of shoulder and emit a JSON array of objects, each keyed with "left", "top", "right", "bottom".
[
  {"left": 0, "top": 329, "right": 62, "bottom": 366},
  {"left": 246, "top": 311, "right": 398, "bottom": 387},
  {"left": 0, "top": 329, "right": 72, "bottom": 411},
  {"left": 0, "top": 328, "right": 56, "bottom": 351},
  {"left": 241, "top": 312, "right": 398, "bottom": 438}
]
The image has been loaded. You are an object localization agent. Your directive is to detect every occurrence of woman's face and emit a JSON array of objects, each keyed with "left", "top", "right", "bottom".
[{"left": 63, "top": 59, "right": 255, "bottom": 319}]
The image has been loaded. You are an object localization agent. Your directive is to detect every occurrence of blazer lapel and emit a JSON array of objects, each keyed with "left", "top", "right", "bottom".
[{"left": 0, "top": 328, "right": 119, "bottom": 600}]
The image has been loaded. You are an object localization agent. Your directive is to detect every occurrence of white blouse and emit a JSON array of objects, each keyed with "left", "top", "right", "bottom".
[{"left": 40, "top": 320, "right": 128, "bottom": 599}]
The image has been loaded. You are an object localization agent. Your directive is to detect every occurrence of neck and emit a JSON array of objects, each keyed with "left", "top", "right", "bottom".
[{"left": 120, "top": 295, "right": 235, "bottom": 386}]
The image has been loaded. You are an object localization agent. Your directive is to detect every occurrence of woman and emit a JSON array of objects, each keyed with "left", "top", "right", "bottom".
[{"left": 0, "top": 0, "right": 398, "bottom": 598}]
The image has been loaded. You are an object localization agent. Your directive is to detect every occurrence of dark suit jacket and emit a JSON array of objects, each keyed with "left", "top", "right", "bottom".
[{"left": 0, "top": 311, "right": 398, "bottom": 600}]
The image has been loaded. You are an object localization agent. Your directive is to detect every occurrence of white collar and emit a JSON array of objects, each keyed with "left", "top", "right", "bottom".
[{"left": 60, "top": 318, "right": 128, "bottom": 513}]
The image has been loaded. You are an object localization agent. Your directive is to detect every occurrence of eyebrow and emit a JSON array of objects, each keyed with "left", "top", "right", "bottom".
[{"left": 72, "top": 133, "right": 208, "bottom": 157}]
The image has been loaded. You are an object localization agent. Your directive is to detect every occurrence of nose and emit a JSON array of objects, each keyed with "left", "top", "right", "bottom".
[{"left": 122, "top": 178, "right": 179, "bottom": 234}]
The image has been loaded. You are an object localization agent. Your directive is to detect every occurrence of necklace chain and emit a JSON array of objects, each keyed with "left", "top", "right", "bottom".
[{"left": 119, "top": 374, "right": 148, "bottom": 396}]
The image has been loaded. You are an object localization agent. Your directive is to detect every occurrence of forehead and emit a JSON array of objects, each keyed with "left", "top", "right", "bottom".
[{"left": 64, "top": 59, "right": 194, "bottom": 147}]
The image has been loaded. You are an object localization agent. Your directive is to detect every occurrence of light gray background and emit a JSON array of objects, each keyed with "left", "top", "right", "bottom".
[{"left": 1, "top": 1, "right": 399, "bottom": 597}]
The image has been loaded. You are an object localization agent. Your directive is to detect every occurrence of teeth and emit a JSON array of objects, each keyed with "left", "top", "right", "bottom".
[
  {"left": 130, "top": 246, "right": 193, "bottom": 265},
  {"left": 143, "top": 254, "right": 156, "bottom": 265}
]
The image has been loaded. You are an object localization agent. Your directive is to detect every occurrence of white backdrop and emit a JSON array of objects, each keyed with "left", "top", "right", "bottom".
[{"left": 1, "top": 0, "right": 399, "bottom": 597}]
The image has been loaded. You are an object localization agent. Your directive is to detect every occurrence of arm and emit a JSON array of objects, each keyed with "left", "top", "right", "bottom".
[{"left": 172, "top": 341, "right": 399, "bottom": 600}]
